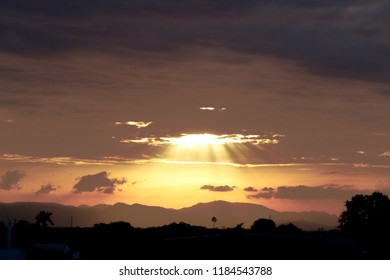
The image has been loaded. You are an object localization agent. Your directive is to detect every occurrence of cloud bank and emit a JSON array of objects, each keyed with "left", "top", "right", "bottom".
[
  {"left": 115, "top": 121, "right": 153, "bottom": 128},
  {"left": 1, "top": 0, "right": 389, "bottom": 83}
]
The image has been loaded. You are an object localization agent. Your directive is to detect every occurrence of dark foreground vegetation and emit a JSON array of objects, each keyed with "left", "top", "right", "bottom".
[
  {"left": 1, "top": 192, "right": 390, "bottom": 260},
  {"left": 1, "top": 220, "right": 389, "bottom": 260}
]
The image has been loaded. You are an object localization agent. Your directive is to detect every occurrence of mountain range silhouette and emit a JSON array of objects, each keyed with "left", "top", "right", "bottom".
[{"left": 0, "top": 200, "right": 338, "bottom": 230}]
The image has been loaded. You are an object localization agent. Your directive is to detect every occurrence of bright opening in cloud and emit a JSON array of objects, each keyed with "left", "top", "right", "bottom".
[
  {"left": 167, "top": 134, "right": 228, "bottom": 147},
  {"left": 165, "top": 133, "right": 278, "bottom": 147}
]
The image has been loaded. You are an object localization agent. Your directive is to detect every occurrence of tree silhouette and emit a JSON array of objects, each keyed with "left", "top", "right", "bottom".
[
  {"left": 211, "top": 216, "right": 217, "bottom": 228},
  {"left": 339, "top": 192, "right": 390, "bottom": 238},
  {"left": 35, "top": 211, "right": 54, "bottom": 227}
]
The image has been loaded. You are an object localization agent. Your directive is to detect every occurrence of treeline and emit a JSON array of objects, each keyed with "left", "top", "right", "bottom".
[{"left": 0, "top": 219, "right": 344, "bottom": 259}]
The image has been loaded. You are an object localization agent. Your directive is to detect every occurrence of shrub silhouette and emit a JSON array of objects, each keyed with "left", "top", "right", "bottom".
[
  {"left": 251, "top": 218, "right": 276, "bottom": 233},
  {"left": 277, "top": 223, "right": 302, "bottom": 234}
]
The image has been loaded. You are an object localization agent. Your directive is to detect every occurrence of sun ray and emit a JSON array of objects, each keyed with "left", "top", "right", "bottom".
[{"left": 161, "top": 133, "right": 277, "bottom": 164}]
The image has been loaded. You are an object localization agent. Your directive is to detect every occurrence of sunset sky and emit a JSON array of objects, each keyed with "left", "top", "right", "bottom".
[{"left": 1, "top": 0, "right": 390, "bottom": 215}]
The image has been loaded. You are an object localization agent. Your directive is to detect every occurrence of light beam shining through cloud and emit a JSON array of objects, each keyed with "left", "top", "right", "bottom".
[{"left": 120, "top": 133, "right": 281, "bottom": 165}]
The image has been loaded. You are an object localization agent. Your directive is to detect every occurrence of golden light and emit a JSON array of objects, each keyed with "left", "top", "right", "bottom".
[
  {"left": 160, "top": 133, "right": 277, "bottom": 164},
  {"left": 161, "top": 133, "right": 278, "bottom": 147},
  {"left": 164, "top": 133, "right": 227, "bottom": 147},
  {"left": 119, "top": 133, "right": 280, "bottom": 165}
]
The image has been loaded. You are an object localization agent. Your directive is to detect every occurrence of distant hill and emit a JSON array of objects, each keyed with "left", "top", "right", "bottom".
[{"left": 0, "top": 200, "right": 338, "bottom": 230}]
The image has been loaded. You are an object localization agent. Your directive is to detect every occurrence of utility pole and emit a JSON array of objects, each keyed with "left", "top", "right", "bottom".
[{"left": 4, "top": 209, "right": 12, "bottom": 250}]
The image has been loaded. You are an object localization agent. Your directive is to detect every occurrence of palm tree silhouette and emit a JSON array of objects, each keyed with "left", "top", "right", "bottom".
[
  {"left": 35, "top": 211, "right": 54, "bottom": 227},
  {"left": 211, "top": 216, "right": 217, "bottom": 228}
]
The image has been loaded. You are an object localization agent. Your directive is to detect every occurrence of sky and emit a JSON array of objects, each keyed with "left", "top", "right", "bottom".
[{"left": 1, "top": 0, "right": 390, "bottom": 215}]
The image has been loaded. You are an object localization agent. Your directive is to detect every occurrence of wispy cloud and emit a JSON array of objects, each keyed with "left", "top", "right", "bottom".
[
  {"left": 380, "top": 151, "right": 390, "bottom": 157},
  {"left": 136, "top": 159, "right": 308, "bottom": 168},
  {"left": 199, "top": 107, "right": 227, "bottom": 112},
  {"left": 120, "top": 138, "right": 165, "bottom": 146},
  {"left": 4, "top": 153, "right": 390, "bottom": 170},
  {"left": 200, "top": 185, "right": 235, "bottom": 192},
  {"left": 294, "top": 155, "right": 341, "bottom": 162},
  {"left": 353, "top": 163, "right": 370, "bottom": 168},
  {"left": 0, "top": 154, "right": 118, "bottom": 166},
  {"left": 73, "top": 171, "right": 127, "bottom": 194},
  {"left": 115, "top": 121, "right": 152, "bottom": 128}
]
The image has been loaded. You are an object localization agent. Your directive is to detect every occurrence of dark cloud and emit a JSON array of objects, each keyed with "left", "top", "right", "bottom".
[
  {"left": 1, "top": 0, "right": 388, "bottom": 83},
  {"left": 73, "top": 171, "right": 127, "bottom": 194},
  {"left": 0, "top": 0, "right": 259, "bottom": 19},
  {"left": 200, "top": 185, "right": 235, "bottom": 192},
  {"left": 247, "top": 185, "right": 370, "bottom": 200},
  {"left": 0, "top": 0, "right": 258, "bottom": 55},
  {"left": 243, "top": 186, "right": 258, "bottom": 192},
  {"left": 35, "top": 183, "right": 57, "bottom": 194},
  {"left": 0, "top": 170, "right": 25, "bottom": 190}
]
